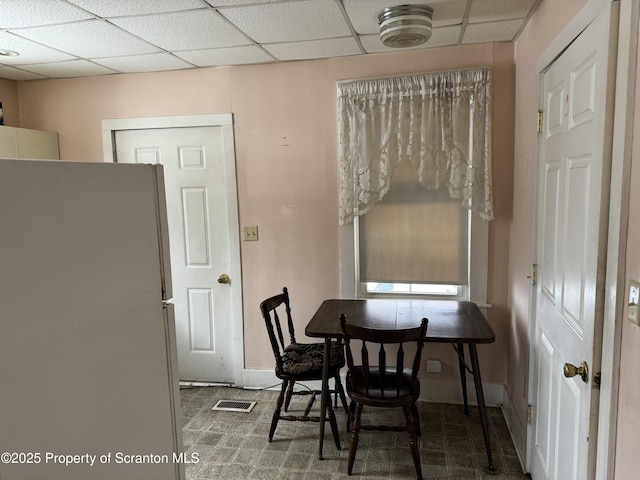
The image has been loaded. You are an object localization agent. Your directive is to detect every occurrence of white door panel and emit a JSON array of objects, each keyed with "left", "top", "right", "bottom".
[
  {"left": 540, "top": 160, "right": 561, "bottom": 302},
  {"left": 115, "top": 126, "right": 238, "bottom": 383},
  {"left": 555, "top": 376, "right": 581, "bottom": 480},
  {"left": 534, "top": 332, "right": 554, "bottom": 478},
  {"left": 530, "top": 4, "right": 616, "bottom": 479}
]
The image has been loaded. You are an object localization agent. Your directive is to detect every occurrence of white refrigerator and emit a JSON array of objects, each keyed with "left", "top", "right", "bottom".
[{"left": 0, "top": 159, "right": 185, "bottom": 480}]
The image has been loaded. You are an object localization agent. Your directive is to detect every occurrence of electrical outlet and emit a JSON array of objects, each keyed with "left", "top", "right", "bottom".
[
  {"left": 426, "top": 359, "right": 441, "bottom": 373},
  {"left": 243, "top": 226, "right": 258, "bottom": 241},
  {"left": 629, "top": 280, "right": 640, "bottom": 325}
]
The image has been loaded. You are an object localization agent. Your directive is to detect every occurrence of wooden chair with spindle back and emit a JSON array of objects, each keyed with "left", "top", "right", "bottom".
[
  {"left": 340, "top": 314, "right": 428, "bottom": 479},
  {"left": 260, "top": 287, "right": 348, "bottom": 447}
]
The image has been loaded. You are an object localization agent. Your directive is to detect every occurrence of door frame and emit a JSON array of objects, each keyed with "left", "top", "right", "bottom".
[
  {"left": 101, "top": 114, "right": 245, "bottom": 387},
  {"left": 526, "top": 1, "right": 638, "bottom": 478}
]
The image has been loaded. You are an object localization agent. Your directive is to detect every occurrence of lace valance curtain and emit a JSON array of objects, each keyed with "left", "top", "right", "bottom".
[{"left": 337, "top": 68, "right": 493, "bottom": 225}]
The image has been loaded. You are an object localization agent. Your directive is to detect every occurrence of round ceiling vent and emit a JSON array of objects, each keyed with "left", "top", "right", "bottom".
[
  {"left": 378, "top": 4, "right": 434, "bottom": 48},
  {"left": 0, "top": 49, "right": 19, "bottom": 57}
]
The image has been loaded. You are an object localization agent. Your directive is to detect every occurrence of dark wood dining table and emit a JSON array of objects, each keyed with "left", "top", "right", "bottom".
[{"left": 305, "top": 298, "right": 497, "bottom": 472}]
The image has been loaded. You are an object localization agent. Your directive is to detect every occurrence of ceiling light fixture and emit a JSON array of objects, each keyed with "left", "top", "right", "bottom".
[
  {"left": 378, "top": 4, "right": 434, "bottom": 48},
  {"left": 0, "top": 49, "right": 20, "bottom": 57}
]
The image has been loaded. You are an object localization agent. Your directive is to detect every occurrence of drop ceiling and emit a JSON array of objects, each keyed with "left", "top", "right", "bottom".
[{"left": 0, "top": 0, "right": 540, "bottom": 81}]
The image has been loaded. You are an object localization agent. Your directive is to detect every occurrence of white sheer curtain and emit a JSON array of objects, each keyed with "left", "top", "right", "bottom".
[{"left": 337, "top": 68, "right": 493, "bottom": 224}]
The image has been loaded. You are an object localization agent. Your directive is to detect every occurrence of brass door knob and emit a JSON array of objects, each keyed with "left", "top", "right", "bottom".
[
  {"left": 563, "top": 361, "right": 589, "bottom": 383},
  {"left": 217, "top": 273, "right": 230, "bottom": 284}
]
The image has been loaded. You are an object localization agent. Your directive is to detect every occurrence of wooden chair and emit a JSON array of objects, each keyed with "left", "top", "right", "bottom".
[
  {"left": 340, "top": 314, "right": 428, "bottom": 480},
  {"left": 260, "top": 287, "right": 348, "bottom": 448}
]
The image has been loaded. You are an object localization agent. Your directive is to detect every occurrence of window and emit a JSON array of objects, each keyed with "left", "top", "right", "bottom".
[
  {"left": 336, "top": 68, "right": 491, "bottom": 303},
  {"left": 340, "top": 203, "right": 487, "bottom": 303},
  {"left": 363, "top": 283, "right": 461, "bottom": 296},
  {"left": 356, "top": 161, "right": 470, "bottom": 299}
]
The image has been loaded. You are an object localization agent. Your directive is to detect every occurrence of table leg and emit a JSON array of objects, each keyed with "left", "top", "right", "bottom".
[
  {"left": 469, "top": 344, "right": 496, "bottom": 473},
  {"left": 457, "top": 342, "right": 469, "bottom": 415},
  {"left": 317, "top": 337, "right": 331, "bottom": 460}
]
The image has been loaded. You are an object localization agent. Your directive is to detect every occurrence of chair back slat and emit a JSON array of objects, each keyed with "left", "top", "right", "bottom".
[
  {"left": 411, "top": 329, "right": 426, "bottom": 381},
  {"left": 396, "top": 343, "right": 404, "bottom": 396},
  {"left": 340, "top": 314, "right": 428, "bottom": 400},
  {"left": 361, "top": 342, "right": 370, "bottom": 395},
  {"left": 378, "top": 344, "right": 386, "bottom": 397},
  {"left": 283, "top": 297, "right": 296, "bottom": 344},
  {"left": 344, "top": 331, "right": 355, "bottom": 370},
  {"left": 271, "top": 311, "right": 283, "bottom": 350}
]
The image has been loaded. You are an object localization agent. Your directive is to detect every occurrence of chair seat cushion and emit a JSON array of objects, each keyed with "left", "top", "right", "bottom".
[
  {"left": 347, "top": 367, "right": 420, "bottom": 401},
  {"left": 280, "top": 342, "right": 345, "bottom": 375}
]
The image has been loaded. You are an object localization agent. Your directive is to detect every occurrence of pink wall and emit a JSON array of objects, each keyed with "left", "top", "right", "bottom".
[
  {"left": 16, "top": 43, "right": 514, "bottom": 385},
  {"left": 510, "top": 0, "right": 587, "bottom": 429}
]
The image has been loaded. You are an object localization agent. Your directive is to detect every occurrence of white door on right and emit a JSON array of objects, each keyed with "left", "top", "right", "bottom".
[{"left": 530, "top": 4, "right": 617, "bottom": 480}]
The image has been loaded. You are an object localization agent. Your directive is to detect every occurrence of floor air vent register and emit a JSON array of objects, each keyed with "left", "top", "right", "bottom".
[{"left": 211, "top": 400, "right": 256, "bottom": 413}]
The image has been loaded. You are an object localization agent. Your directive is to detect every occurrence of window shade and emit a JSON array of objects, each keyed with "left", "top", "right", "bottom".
[{"left": 358, "top": 162, "right": 468, "bottom": 285}]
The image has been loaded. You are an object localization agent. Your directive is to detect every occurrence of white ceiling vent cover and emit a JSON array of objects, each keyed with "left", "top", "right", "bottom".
[
  {"left": 212, "top": 400, "right": 256, "bottom": 413},
  {"left": 378, "top": 4, "right": 434, "bottom": 48}
]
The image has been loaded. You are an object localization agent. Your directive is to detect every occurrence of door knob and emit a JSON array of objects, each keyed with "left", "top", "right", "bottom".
[
  {"left": 563, "top": 361, "right": 589, "bottom": 383},
  {"left": 218, "top": 273, "right": 230, "bottom": 284}
]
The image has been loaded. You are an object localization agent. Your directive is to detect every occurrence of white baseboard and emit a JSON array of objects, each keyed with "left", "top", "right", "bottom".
[
  {"left": 418, "top": 378, "right": 505, "bottom": 407},
  {"left": 501, "top": 388, "right": 528, "bottom": 471},
  {"left": 240, "top": 368, "right": 281, "bottom": 390}
]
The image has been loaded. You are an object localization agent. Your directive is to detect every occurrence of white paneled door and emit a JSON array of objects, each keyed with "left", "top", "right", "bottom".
[
  {"left": 529, "top": 4, "right": 617, "bottom": 480},
  {"left": 112, "top": 121, "right": 241, "bottom": 384}
]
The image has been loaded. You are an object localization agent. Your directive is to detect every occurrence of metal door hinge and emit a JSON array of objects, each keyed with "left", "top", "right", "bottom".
[
  {"left": 528, "top": 264, "right": 538, "bottom": 286},
  {"left": 594, "top": 371, "right": 601, "bottom": 389},
  {"left": 537, "top": 110, "right": 544, "bottom": 133},
  {"left": 528, "top": 405, "right": 534, "bottom": 424}
]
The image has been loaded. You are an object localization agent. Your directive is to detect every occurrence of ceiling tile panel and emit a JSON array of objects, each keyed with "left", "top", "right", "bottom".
[
  {"left": 91, "top": 53, "right": 194, "bottom": 73},
  {"left": 67, "top": 0, "right": 206, "bottom": 17},
  {"left": 468, "top": 0, "right": 538, "bottom": 23},
  {"left": 426, "top": 25, "right": 463, "bottom": 48},
  {"left": 9, "top": 20, "right": 161, "bottom": 58},
  {"left": 263, "top": 37, "right": 361, "bottom": 62},
  {"left": 175, "top": 45, "right": 275, "bottom": 66},
  {"left": 0, "top": 32, "right": 77, "bottom": 64},
  {"left": 206, "top": 0, "right": 277, "bottom": 5},
  {"left": 0, "top": 0, "right": 93, "bottom": 28},
  {"left": 462, "top": 19, "right": 524, "bottom": 44},
  {"left": 219, "top": 0, "right": 351, "bottom": 43},
  {"left": 420, "top": 0, "right": 468, "bottom": 27},
  {"left": 110, "top": 10, "right": 252, "bottom": 51},
  {"left": 18, "top": 60, "right": 117, "bottom": 78},
  {"left": 0, "top": 65, "right": 47, "bottom": 81}
]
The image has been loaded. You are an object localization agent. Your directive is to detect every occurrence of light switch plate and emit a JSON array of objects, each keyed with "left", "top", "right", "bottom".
[{"left": 243, "top": 226, "right": 258, "bottom": 241}]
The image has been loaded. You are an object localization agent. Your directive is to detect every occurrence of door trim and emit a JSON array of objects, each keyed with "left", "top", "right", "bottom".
[
  {"left": 527, "top": 1, "right": 637, "bottom": 478},
  {"left": 597, "top": 1, "right": 638, "bottom": 477},
  {"left": 101, "top": 114, "right": 245, "bottom": 387}
]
